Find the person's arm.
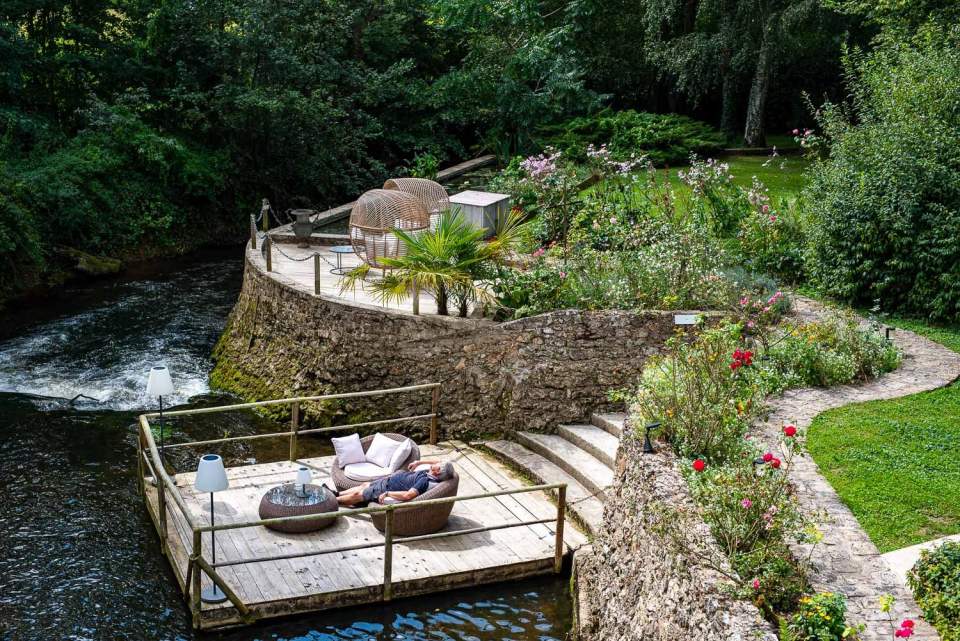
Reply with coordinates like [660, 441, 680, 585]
[379, 488, 419, 503]
[406, 458, 439, 471]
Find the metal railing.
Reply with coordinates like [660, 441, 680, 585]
[136, 383, 566, 629]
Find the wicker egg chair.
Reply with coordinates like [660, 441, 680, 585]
[370, 470, 459, 536]
[383, 178, 450, 229]
[349, 189, 430, 269]
[330, 433, 421, 492]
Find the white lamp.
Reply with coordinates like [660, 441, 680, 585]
[146, 366, 174, 455]
[295, 467, 311, 498]
[195, 454, 229, 603]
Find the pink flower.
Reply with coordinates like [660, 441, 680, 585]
[761, 204, 770, 214]
[896, 628, 914, 638]
[609, 217, 618, 225]
[901, 621, 915, 629]
[532, 247, 545, 258]
[792, 129, 799, 135]
[752, 579, 760, 590]
[741, 499, 753, 509]
[769, 215, 777, 222]
[559, 271, 567, 279]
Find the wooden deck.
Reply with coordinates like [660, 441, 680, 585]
[146, 441, 586, 630]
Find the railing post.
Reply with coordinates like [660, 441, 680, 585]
[429, 386, 440, 445]
[261, 198, 270, 233]
[158, 477, 168, 555]
[136, 427, 145, 497]
[191, 529, 202, 628]
[554, 485, 566, 574]
[289, 401, 300, 462]
[249, 214, 257, 250]
[383, 507, 395, 601]
[264, 235, 272, 272]
[313, 254, 321, 295]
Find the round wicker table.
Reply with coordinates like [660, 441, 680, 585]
[258, 483, 338, 533]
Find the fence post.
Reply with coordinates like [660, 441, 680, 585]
[314, 254, 321, 295]
[136, 428, 145, 497]
[261, 198, 270, 233]
[265, 235, 272, 272]
[289, 401, 300, 462]
[191, 529, 202, 628]
[249, 214, 257, 250]
[158, 477, 168, 555]
[429, 386, 440, 445]
[554, 485, 566, 574]
[383, 507, 395, 601]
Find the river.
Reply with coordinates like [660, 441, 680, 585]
[0, 249, 571, 641]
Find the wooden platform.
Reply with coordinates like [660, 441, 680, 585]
[145, 441, 586, 630]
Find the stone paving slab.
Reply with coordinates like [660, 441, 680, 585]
[883, 534, 960, 586]
[753, 297, 960, 641]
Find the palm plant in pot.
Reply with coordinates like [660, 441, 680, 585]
[340, 209, 527, 317]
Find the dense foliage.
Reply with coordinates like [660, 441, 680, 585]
[908, 541, 960, 641]
[804, 28, 960, 320]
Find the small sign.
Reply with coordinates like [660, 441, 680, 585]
[674, 313, 699, 325]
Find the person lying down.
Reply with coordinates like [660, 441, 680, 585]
[335, 459, 455, 507]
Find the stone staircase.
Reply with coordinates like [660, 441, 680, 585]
[484, 412, 627, 535]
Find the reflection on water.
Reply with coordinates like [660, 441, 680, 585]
[0, 249, 571, 641]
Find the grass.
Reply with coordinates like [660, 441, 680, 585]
[658, 153, 811, 203]
[807, 317, 960, 553]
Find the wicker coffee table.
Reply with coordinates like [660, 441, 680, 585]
[258, 483, 338, 533]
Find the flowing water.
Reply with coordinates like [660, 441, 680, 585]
[0, 249, 571, 641]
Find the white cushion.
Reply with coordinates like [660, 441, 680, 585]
[414, 463, 431, 472]
[332, 433, 365, 466]
[343, 462, 392, 481]
[387, 438, 413, 472]
[365, 434, 403, 468]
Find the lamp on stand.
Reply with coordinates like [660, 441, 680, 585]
[146, 365, 174, 461]
[295, 467, 312, 498]
[195, 454, 230, 603]
[642, 422, 661, 454]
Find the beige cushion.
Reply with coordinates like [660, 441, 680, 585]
[343, 462, 392, 481]
[332, 433, 365, 466]
[366, 433, 403, 468]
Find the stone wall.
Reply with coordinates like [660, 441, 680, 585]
[210, 248, 694, 439]
[574, 433, 777, 641]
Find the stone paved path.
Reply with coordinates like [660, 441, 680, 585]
[754, 297, 960, 641]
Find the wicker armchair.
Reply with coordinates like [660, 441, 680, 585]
[370, 470, 459, 536]
[349, 189, 430, 269]
[330, 433, 421, 492]
[383, 178, 450, 229]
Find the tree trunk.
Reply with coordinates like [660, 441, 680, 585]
[435, 284, 448, 316]
[720, 72, 738, 140]
[744, 22, 774, 148]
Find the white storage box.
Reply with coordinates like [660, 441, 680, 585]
[449, 190, 511, 237]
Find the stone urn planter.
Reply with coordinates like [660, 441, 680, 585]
[291, 209, 315, 247]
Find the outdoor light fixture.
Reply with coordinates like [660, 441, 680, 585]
[642, 422, 661, 454]
[146, 365, 174, 456]
[885, 326, 895, 341]
[295, 466, 311, 498]
[195, 454, 229, 604]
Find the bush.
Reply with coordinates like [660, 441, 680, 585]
[767, 310, 902, 388]
[805, 29, 960, 320]
[536, 109, 726, 166]
[788, 592, 848, 641]
[908, 541, 960, 641]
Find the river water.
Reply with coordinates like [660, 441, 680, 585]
[0, 250, 571, 641]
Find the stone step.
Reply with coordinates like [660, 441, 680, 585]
[483, 440, 605, 534]
[591, 412, 627, 438]
[557, 424, 620, 468]
[516, 432, 614, 499]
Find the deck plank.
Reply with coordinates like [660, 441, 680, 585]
[146, 441, 585, 630]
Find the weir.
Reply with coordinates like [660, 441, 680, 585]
[137, 384, 586, 630]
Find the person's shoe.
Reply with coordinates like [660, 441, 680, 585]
[323, 483, 339, 497]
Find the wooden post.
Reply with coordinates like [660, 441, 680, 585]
[158, 474, 168, 554]
[554, 485, 566, 574]
[383, 507, 395, 601]
[289, 401, 300, 462]
[429, 386, 439, 445]
[261, 198, 270, 233]
[191, 529, 202, 628]
[264, 235, 272, 271]
[249, 214, 257, 250]
[136, 428, 145, 496]
[313, 254, 321, 295]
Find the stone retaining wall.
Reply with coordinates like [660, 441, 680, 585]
[210, 248, 694, 439]
[574, 433, 777, 641]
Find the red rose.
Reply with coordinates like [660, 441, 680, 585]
[692, 459, 706, 472]
[901, 620, 915, 629]
[762, 452, 773, 462]
[770, 458, 781, 469]
[783, 425, 797, 437]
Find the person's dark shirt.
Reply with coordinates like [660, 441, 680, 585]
[384, 470, 432, 494]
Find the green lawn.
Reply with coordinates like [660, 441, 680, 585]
[658, 153, 811, 203]
[808, 318, 960, 552]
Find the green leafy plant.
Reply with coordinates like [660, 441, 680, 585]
[908, 541, 960, 640]
[788, 592, 848, 641]
[409, 152, 440, 180]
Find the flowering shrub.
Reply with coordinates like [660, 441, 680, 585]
[908, 540, 960, 641]
[789, 592, 848, 641]
[767, 310, 902, 388]
[678, 155, 748, 237]
[737, 189, 808, 281]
